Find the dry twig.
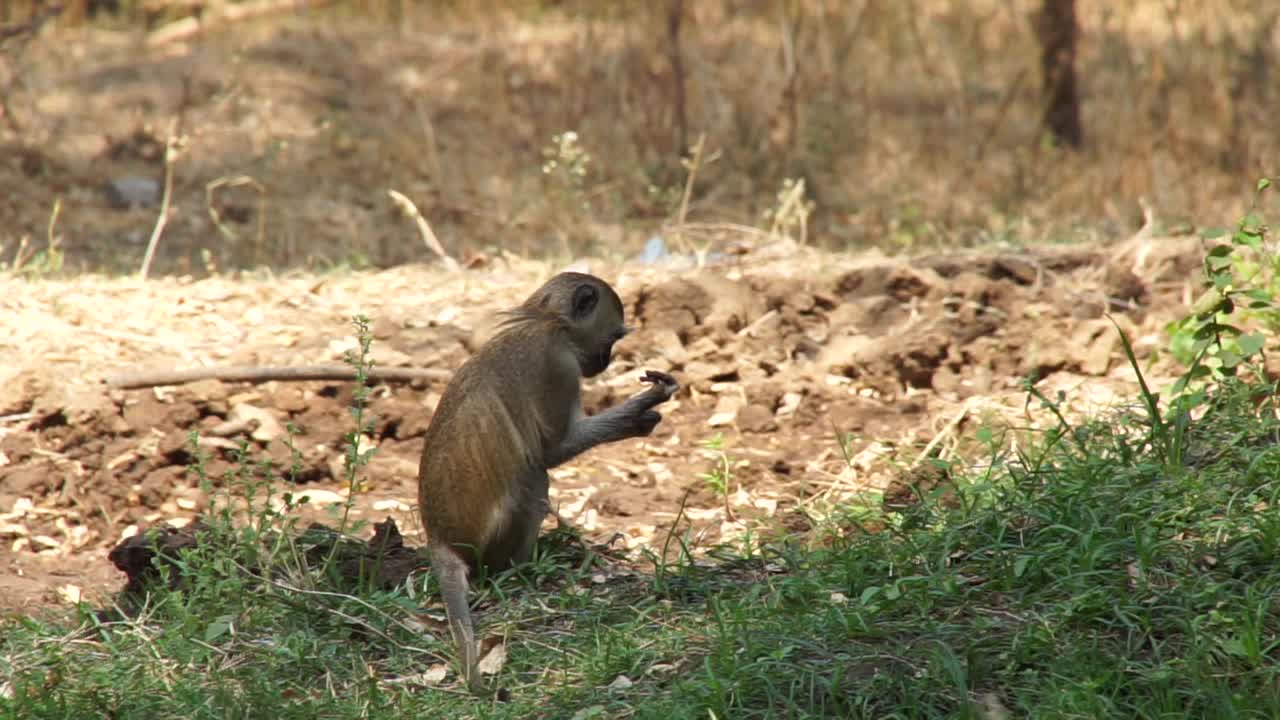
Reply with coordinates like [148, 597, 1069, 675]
[387, 190, 460, 272]
[146, 0, 332, 47]
[669, 132, 706, 257]
[106, 364, 451, 389]
[139, 120, 185, 281]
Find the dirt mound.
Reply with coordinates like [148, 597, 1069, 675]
[0, 237, 1202, 612]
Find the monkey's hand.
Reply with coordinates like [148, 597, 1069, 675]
[545, 370, 680, 468]
[628, 370, 679, 437]
[638, 370, 680, 405]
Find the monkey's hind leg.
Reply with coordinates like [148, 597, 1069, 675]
[430, 543, 483, 692]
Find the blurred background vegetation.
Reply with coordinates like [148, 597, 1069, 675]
[0, 0, 1275, 274]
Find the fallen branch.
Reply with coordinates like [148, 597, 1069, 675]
[105, 364, 451, 389]
[146, 0, 332, 48]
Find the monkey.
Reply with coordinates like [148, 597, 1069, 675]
[417, 271, 679, 691]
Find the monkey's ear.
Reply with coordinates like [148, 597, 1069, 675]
[571, 284, 599, 319]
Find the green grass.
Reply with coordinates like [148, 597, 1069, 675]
[5, 363, 1280, 718]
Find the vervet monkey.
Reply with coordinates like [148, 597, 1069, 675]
[418, 272, 678, 690]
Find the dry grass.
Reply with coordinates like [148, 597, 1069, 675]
[0, 0, 1275, 272]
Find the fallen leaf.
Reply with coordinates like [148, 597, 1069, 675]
[57, 584, 82, 604]
[476, 642, 507, 677]
[707, 411, 736, 427]
[607, 675, 634, 690]
[422, 664, 449, 685]
[291, 489, 347, 506]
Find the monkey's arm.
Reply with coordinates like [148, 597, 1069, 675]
[545, 371, 678, 468]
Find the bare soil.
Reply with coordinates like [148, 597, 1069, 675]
[0, 233, 1205, 614]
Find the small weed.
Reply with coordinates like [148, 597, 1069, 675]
[760, 176, 815, 245]
[3, 198, 64, 277]
[540, 130, 591, 203]
[697, 433, 736, 523]
[531, 129, 597, 256]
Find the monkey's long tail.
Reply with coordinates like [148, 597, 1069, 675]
[431, 545, 481, 691]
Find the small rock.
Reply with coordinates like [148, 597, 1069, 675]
[271, 386, 308, 414]
[707, 396, 743, 427]
[184, 379, 228, 404]
[776, 392, 803, 418]
[1103, 265, 1148, 306]
[158, 430, 192, 464]
[683, 360, 723, 385]
[370, 346, 413, 367]
[684, 336, 720, 361]
[736, 404, 777, 433]
[227, 403, 286, 444]
[1068, 321, 1116, 376]
[992, 256, 1039, 285]
[931, 365, 961, 398]
[648, 328, 688, 365]
[364, 452, 418, 488]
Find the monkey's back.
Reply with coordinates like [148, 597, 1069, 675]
[417, 322, 574, 565]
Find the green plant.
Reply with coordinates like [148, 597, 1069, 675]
[337, 315, 378, 508]
[696, 432, 735, 522]
[1166, 178, 1275, 394]
[760, 177, 815, 245]
[4, 198, 65, 277]
[532, 129, 596, 256]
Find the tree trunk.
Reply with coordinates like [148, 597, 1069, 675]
[666, 0, 688, 155]
[1034, 0, 1083, 148]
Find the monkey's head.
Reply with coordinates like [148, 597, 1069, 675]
[524, 272, 629, 378]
